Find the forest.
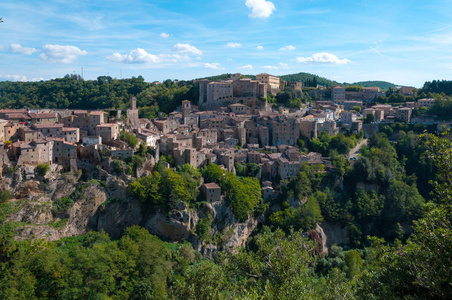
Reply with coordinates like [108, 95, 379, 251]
[0, 75, 198, 119]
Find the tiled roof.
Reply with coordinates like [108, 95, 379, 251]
[204, 182, 221, 190]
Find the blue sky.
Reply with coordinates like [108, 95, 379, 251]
[1, 0, 451, 87]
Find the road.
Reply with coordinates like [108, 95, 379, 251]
[348, 138, 368, 158]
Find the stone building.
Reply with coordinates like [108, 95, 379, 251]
[28, 113, 57, 125]
[397, 107, 412, 123]
[95, 123, 119, 144]
[202, 182, 221, 203]
[331, 86, 346, 104]
[62, 127, 80, 144]
[256, 73, 280, 95]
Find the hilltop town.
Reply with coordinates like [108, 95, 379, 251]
[0, 73, 447, 189]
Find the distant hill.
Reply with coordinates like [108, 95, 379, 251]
[196, 74, 255, 81]
[280, 72, 341, 87]
[351, 81, 396, 91]
[195, 72, 397, 91]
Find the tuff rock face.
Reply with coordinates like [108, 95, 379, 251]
[1, 165, 340, 257]
[2, 166, 261, 255]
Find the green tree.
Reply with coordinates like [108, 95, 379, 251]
[36, 163, 50, 176]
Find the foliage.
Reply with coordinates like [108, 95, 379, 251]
[120, 131, 138, 148]
[52, 197, 74, 214]
[307, 132, 358, 156]
[195, 216, 212, 242]
[202, 163, 262, 222]
[36, 164, 50, 177]
[0, 190, 13, 204]
[280, 72, 340, 87]
[422, 79, 452, 95]
[129, 165, 199, 211]
[345, 86, 363, 92]
[0, 75, 198, 114]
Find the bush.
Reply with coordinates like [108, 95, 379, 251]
[53, 197, 74, 214]
[37, 163, 50, 176]
[0, 190, 13, 203]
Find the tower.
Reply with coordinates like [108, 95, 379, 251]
[182, 100, 191, 122]
[130, 97, 137, 110]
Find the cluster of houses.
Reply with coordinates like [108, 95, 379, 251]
[1, 73, 450, 201]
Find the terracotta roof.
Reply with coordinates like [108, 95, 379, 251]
[96, 123, 117, 127]
[0, 109, 28, 114]
[73, 110, 88, 114]
[89, 111, 104, 116]
[62, 127, 79, 131]
[204, 182, 221, 190]
[32, 124, 63, 129]
[7, 113, 30, 119]
[28, 113, 56, 119]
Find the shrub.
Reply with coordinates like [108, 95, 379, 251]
[37, 163, 50, 177]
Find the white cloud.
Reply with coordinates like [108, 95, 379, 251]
[40, 44, 87, 64]
[256, 46, 264, 50]
[279, 45, 296, 51]
[160, 32, 170, 38]
[227, 58, 233, 61]
[172, 43, 203, 56]
[10, 44, 37, 55]
[245, 0, 276, 19]
[107, 48, 192, 64]
[279, 62, 289, 69]
[239, 64, 253, 70]
[107, 48, 161, 64]
[226, 42, 242, 48]
[296, 52, 351, 65]
[263, 65, 278, 70]
[0, 74, 44, 82]
[204, 63, 224, 70]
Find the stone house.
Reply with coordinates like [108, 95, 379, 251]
[28, 113, 57, 125]
[62, 127, 80, 144]
[202, 182, 221, 202]
[95, 123, 119, 144]
[33, 123, 64, 139]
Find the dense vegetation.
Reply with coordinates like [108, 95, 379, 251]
[421, 79, 452, 95]
[352, 80, 396, 90]
[0, 75, 198, 118]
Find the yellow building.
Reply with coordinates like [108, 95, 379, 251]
[256, 73, 280, 95]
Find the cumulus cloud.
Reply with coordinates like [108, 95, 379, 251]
[40, 44, 87, 64]
[204, 63, 224, 70]
[256, 46, 264, 50]
[160, 32, 170, 38]
[239, 64, 253, 70]
[10, 44, 37, 55]
[0, 74, 44, 82]
[263, 65, 278, 70]
[108, 48, 161, 64]
[279, 45, 296, 51]
[296, 52, 351, 65]
[172, 43, 203, 56]
[107, 48, 191, 64]
[245, 0, 276, 19]
[226, 42, 242, 48]
[279, 62, 289, 69]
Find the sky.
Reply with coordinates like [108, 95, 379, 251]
[1, 0, 452, 87]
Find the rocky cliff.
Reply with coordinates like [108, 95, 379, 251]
[1, 166, 260, 255]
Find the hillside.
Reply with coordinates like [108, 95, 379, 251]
[280, 72, 341, 87]
[352, 80, 397, 90]
[197, 72, 397, 90]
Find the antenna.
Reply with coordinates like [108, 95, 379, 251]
[81, 67, 83, 79]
